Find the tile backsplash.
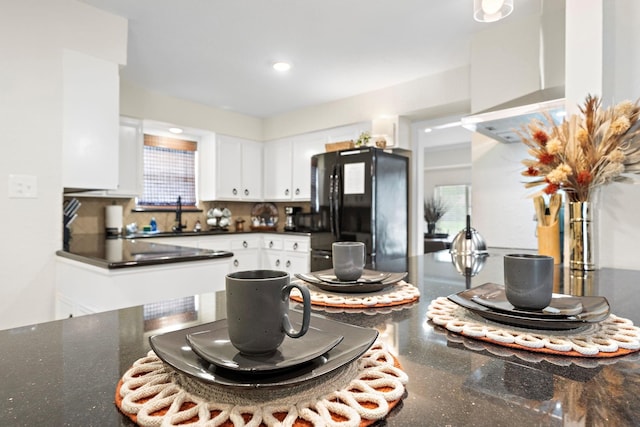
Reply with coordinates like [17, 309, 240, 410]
[65, 197, 309, 235]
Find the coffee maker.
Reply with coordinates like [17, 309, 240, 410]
[284, 206, 302, 231]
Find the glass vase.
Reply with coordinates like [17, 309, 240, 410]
[568, 201, 596, 271]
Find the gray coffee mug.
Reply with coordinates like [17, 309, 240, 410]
[226, 270, 311, 355]
[504, 254, 554, 310]
[332, 241, 366, 281]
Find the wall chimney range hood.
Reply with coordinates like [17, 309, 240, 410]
[461, 88, 566, 143]
[463, 0, 566, 143]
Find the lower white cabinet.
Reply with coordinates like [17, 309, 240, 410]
[55, 256, 230, 318]
[198, 235, 261, 273]
[154, 233, 310, 274]
[261, 235, 310, 274]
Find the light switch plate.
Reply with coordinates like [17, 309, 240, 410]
[9, 174, 38, 198]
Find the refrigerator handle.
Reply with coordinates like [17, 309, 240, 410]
[333, 165, 341, 240]
[329, 168, 336, 237]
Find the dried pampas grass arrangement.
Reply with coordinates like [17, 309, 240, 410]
[520, 94, 640, 202]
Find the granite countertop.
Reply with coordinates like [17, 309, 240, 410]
[4, 251, 640, 425]
[56, 234, 233, 269]
[123, 229, 311, 239]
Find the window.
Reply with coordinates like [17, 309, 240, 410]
[433, 184, 470, 237]
[138, 134, 197, 207]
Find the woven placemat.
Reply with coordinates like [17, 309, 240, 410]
[290, 280, 420, 309]
[115, 341, 407, 427]
[433, 323, 640, 369]
[427, 297, 640, 358]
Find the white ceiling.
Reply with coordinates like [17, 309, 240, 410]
[81, 0, 542, 119]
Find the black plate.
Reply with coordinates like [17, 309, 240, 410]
[149, 310, 378, 389]
[186, 321, 343, 372]
[448, 283, 610, 330]
[295, 270, 407, 293]
[470, 282, 585, 318]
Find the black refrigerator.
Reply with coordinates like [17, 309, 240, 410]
[309, 147, 408, 272]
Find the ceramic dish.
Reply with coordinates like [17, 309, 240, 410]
[312, 271, 391, 284]
[295, 270, 407, 293]
[469, 282, 585, 318]
[149, 311, 378, 389]
[447, 283, 610, 330]
[186, 322, 343, 372]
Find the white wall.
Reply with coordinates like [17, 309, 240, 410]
[597, 0, 640, 269]
[0, 0, 126, 330]
[423, 143, 472, 201]
[120, 80, 263, 141]
[263, 66, 471, 141]
[471, 134, 538, 250]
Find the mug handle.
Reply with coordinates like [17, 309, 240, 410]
[281, 283, 311, 338]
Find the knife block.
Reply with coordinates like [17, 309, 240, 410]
[537, 221, 560, 264]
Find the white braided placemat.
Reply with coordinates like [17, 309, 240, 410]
[434, 324, 640, 369]
[290, 280, 420, 309]
[427, 297, 640, 357]
[116, 341, 408, 427]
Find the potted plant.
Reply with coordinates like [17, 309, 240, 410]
[424, 196, 448, 236]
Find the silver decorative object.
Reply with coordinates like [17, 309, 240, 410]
[568, 201, 596, 271]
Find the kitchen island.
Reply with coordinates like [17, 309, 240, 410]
[55, 235, 233, 318]
[5, 250, 640, 426]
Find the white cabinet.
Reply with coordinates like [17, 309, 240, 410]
[261, 235, 310, 274]
[263, 137, 325, 201]
[263, 139, 292, 200]
[55, 256, 230, 318]
[261, 235, 285, 270]
[199, 235, 261, 272]
[62, 49, 119, 191]
[68, 116, 143, 198]
[200, 134, 263, 201]
[112, 117, 143, 197]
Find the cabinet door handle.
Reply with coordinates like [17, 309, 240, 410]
[244, 189, 249, 196]
[243, 241, 248, 248]
[276, 259, 280, 267]
[233, 259, 239, 267]
[232, 188, 238, 195]
[286, 260, 291, 268]
[293, 242, 298, 250]
[269, 241, 274, 248]
[295, 188, 300, 195]
[285, 189, 290, 196]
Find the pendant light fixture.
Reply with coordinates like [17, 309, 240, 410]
[473, 0, 513, 23]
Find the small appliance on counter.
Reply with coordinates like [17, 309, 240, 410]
[284, 206, 302, 231]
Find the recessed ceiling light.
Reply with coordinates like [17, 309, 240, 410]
[272, 61, 291, 72]
[169, 127, 183, 134]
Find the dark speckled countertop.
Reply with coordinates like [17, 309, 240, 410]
[123, 229, 311, 239]
[5, 251, 640, 426]
[56, 234, 233, 269]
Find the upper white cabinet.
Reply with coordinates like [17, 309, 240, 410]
[62, 49, 119, 191]
[200, 134, 263, 201]
[113, 117, 143, 197]
[65, 117, 143, 198]
[263, 138, 292, 200]
[263, 135, 325, 201]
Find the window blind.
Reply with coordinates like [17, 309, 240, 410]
[138, 134, 197, 206]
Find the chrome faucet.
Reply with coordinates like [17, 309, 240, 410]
[172, 196, 186, 232]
